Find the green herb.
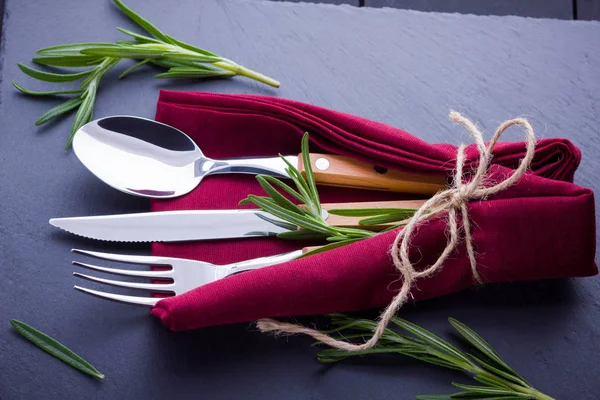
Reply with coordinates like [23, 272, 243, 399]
[316, 314, 554, 400]
[14, 0, 279, 148]
[240, 133, 418, 253]
[10, 319, 104, 379]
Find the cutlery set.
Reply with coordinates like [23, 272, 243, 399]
[56, 116, 437, 306]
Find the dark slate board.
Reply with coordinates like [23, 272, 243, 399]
[0, 0, 599, 399]
[364, 0, 573, 19]
[578, 0, 600, 20]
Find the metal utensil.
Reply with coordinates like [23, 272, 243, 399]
[71, 248, 304, 306]
[52, 209, 294, 242]
[72, 116, 447, 198]
[50, 200, 427, 242]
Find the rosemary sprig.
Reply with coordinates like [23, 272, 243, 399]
[14, 0, 279, 148]
[241, 133, 418, 254]
[247, 138, 552, 399]
[11, 319, 104, 379]
[316, 314, 554, 400]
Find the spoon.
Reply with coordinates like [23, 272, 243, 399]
[72, 116, 447, 198]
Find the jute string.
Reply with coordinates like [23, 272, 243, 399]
[257, 112, 536, 351]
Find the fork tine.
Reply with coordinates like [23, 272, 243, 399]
[73, 272, 175, 293]
[72, 249, 172, 266]
[74, 286, 160, 307]
[72, 261, 172, 279]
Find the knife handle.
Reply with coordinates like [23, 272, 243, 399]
[299, 200, 426, 254]
[299, 153, 447, 195]
[320, 199, 426, 230]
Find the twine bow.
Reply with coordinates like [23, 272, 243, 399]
[257, 112, 536, 352]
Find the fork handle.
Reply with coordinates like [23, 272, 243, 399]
[222, 249, 304, 277]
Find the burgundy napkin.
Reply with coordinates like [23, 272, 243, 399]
[150, 91, 595, 331]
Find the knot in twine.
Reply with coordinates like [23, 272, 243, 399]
[257, 112, 536, 352]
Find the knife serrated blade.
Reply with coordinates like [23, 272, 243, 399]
[49, 210, 295, 242]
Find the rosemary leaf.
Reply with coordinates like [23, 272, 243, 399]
[300, 133, 321, 213]
[300, 239, 362, 257]
[449, 318, 529, 385]
[254, 213, 298, 232]
[359, 211, 414, 226]
[327, 207, 417, 217]
[155, 69, 234, 79]
[17, 63, 93, 82]
[260, 175, 306, 204]
[317, 347, 405, 363]
[36, 42, 118, 55]
[66, 55, 119, 148]
[245, 195, 335, 235]
[331, 226, 377, 237]
[14, 82, 84, 97]
[470, 353, 531, 388]
[35, 97, 84, 125]
[280, 155, 314, 206]
[115, 40, 138, 46]
[239, 196, 268, 206]
[32, 55, 106, 67]
[66, 84, 96, 149]
[285, 168, 316, 214]
[116, 27, 163, 44]
[118, 58, 151, 79]
[256, 175, 307, 215]
[452, 397, 526, 400]
[80, 45, 167, 58]
[164, 34, 219, 57]
[80, 57, 120, 88]
[390, 318, 472, 367]
[113, 0, 173, 43]
[451, 383, 530, 398]
[276, 230, 329, 241]
[402, 346, 474, 372]
[148, 58, 202, 70]
[10, 319, 104, 379]
[417, 356, 464, 371]
[325, 235, 353, 242]
[472, 374, 513, 390]
[161, 52, 221, 63]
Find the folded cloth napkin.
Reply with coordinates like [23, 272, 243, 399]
[150, 90, 596, 331]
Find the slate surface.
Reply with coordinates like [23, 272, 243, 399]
[578, 0, 600, 20]
[0, 0, 599, 399]
[364, 0, 574, 19]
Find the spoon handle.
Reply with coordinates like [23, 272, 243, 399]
[210, 155, 298, 179]
[215, 153, 447, 195]
[299, 153, 448, 195]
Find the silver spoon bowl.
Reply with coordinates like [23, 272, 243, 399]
[72, 116, 297, 198]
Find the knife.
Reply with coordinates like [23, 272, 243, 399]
[49, 200, 426, 242]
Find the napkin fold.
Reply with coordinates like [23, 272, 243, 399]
[150, 91, 596, 331]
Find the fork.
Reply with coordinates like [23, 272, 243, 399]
[71, 248, 304, 306]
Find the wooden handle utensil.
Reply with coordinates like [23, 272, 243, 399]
[299, 153, 447, 195]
